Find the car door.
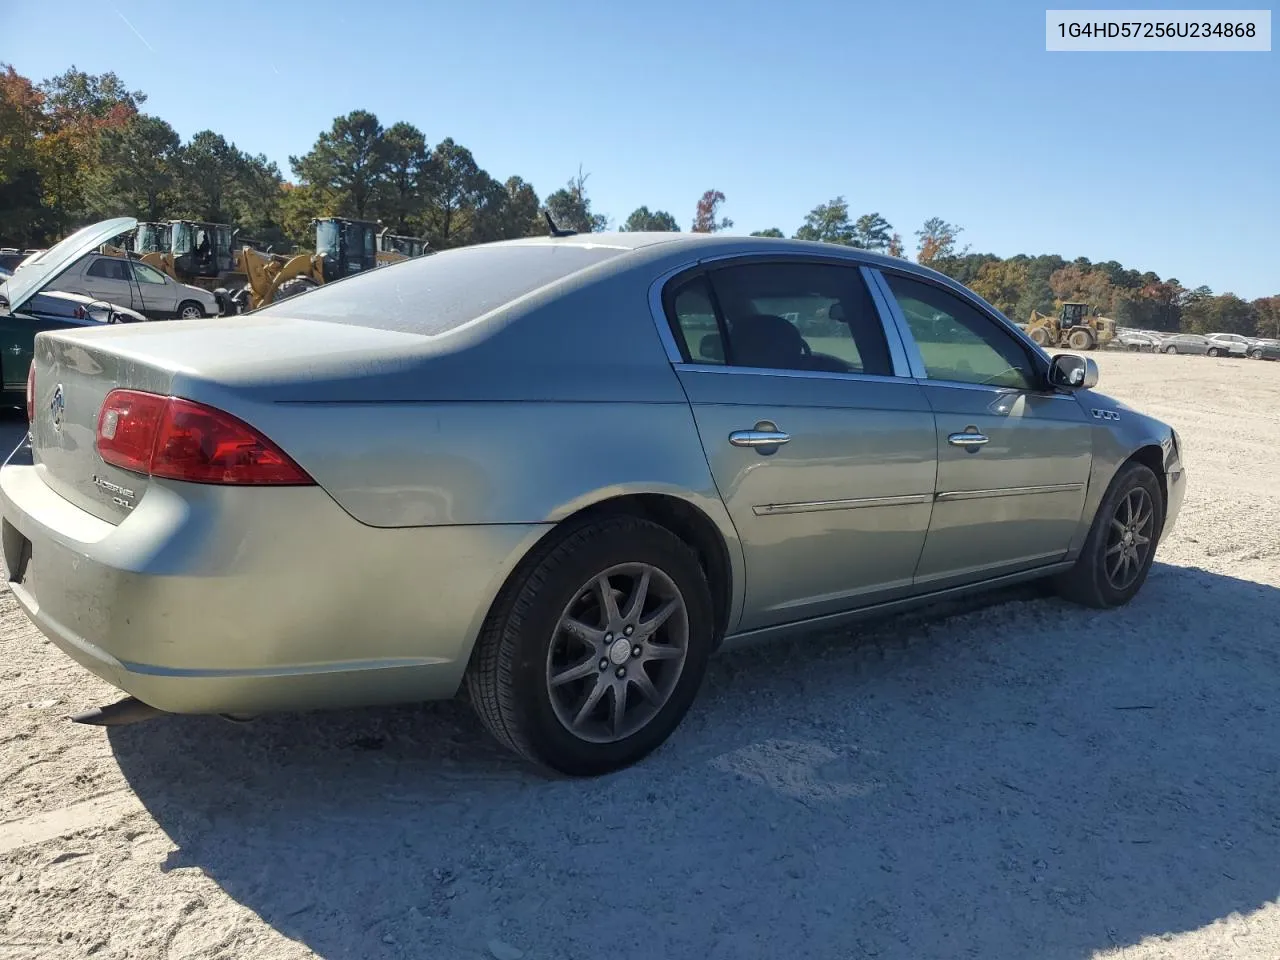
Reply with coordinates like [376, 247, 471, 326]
[128, 260, 178, 317]
[661, 257, 938, 631]
[75, 255, 135, 308]
[0, 303, 78, 395]
[868, 268, 1093, 589]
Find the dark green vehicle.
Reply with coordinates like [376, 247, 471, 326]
[0, 219, 140, 409]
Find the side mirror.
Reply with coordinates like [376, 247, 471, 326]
[1048, 353, 1098, 390]
[86, 300, 115, 324]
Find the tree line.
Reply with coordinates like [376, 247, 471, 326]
[2, 64, 1275, 338]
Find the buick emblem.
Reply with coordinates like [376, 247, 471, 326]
[50, 383, 65, 431]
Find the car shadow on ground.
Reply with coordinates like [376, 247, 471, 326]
[107, 562, 1280, 959]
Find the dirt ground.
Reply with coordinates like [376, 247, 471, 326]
[2, 351, 1279, 960]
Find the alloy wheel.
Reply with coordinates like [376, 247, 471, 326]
[1104, 487, 1155, 591]
[546, 563, 689, 744]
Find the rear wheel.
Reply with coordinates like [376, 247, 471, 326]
[466, 515, 714, 776]
[176, 300, 204, 320]
[1068, 328, 1095, 351]
[1054, 462, 1164, 609]
[1248, 348, 1262, 359]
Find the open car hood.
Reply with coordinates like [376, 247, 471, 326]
[0, 217, 137, 315]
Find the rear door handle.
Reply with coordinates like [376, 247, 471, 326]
[729, 430, 791, 447]
[947, 431, 989, 447]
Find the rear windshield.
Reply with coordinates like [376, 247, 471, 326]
[254, 242, 628, 335]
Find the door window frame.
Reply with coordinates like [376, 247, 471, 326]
[651, 253, 916, 383]
[85, 256, 128, 282]
[865, 265, 1062, 395]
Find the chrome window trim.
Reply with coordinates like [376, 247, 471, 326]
[865, 267, 928, 379]
[934, 482, 1085, 503]
[753, 493, 933, 516]
[859, 264, 912, 377]
[673, 361, 914, 387]
[915, 378, 1078, 400]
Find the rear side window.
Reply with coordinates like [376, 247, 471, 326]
[86, 257, 127, 281]
[253, 243, 628, 335]
[667, 260, 894, 376]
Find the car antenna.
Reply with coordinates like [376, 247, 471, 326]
[544, 212, 577, 238]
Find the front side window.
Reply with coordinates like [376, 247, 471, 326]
[315, 221, 340, 258]
[131, 262, 168, 285]
[667, 261, 894, 376]
[884, 273, 1036, 390]
[86, 257, 127, 281]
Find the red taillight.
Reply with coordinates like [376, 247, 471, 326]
[96, 389, 314, 486]
[25, 362, 35, 422]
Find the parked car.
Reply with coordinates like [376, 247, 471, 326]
[1204, 333, 1251, 357]
[1113, 330, 1160, 352]
[48, 252, 219, 320]
[0, 226, 148, 408]
[1247, 338, 1280, 361]
[1158, 333, 1210, 355]
[1, 218, 1186, 776]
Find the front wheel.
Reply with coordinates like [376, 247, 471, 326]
[1029, 327, 1050, 347]
[1163, 345, 1177, 354]
[176, 300, 205, 320]
[1068, 328, 1095, 351]
[1054, 462, 1164, 609]
[1206, 347, 1220, 357]
[466, 515, 714, 776]
[1248, 348, 1262, 359]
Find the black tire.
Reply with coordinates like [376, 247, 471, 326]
[466, 515, 714, 776]
[1206, 347, 1220, 357]
[274, 276, 320, 301]
[1029, 327, 1050, 347]
[1163, 345, 1177, 354]
[176, 300, 205, 320]
[1248, 349, 1262, 359]
[1054, 461, 1164, 609]
[1068, 328, 1095, 351]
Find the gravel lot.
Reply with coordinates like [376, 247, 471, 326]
[2, 352, 1279, 960]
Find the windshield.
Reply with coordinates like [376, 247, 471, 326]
[172, 222, 194, 255]
[316, 220, 340, 258]
[1, 216, 136, 314]
[136, 224, 163, 253]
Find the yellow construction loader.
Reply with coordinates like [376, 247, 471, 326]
[1024, 302, 1116, 351]
[232, 218, 430, 311]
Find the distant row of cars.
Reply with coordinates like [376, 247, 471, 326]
[1112, 329, 1280, 360]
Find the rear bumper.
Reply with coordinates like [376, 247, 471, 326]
[0, 458, 549, 714]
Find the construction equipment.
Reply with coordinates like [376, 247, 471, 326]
[1024, 302, 1116, 351]
[378, 228, 429, 260]
[232, 217, 430, 311]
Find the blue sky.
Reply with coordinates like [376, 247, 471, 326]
[4, 0, 1277, 298]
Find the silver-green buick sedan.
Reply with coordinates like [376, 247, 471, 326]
[1, 219, 1185, 775]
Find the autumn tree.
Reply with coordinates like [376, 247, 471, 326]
[886, 233, 906, 258]
[794, 197, 854, 245]
[970, 259, 1030, 318]
[1252, 295, 1280, 338]
[622, 206, 679, 231]
[0, 65, 47, 244]
[915, 217, 964, 264]
[691, 190, 732, 233]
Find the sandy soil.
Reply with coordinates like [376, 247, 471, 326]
[2, 351, 1279, 960]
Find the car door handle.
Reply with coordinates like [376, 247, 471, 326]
[729, 430, 791, 447]
[947, 431, 990, 447]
